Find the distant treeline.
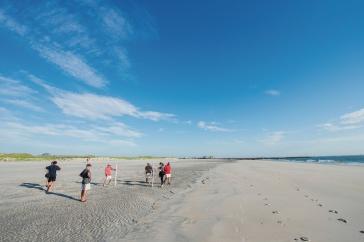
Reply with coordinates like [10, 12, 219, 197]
[0, 153, 166, 161]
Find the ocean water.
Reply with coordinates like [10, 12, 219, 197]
[277, 155, 364, 165]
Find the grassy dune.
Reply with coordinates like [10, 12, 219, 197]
[0, 153, 165, 161]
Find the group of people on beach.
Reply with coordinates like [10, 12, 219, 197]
[145, 162, 172, 187]
[44, 159, 172, 202]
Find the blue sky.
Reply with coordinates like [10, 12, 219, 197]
[1, 0, 364, 157]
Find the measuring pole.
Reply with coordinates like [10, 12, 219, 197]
[114, 163, 118, 186]
[151, 161, 154, 187]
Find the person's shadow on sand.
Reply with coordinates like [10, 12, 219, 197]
[120, 180, 152, 187]
[19, 183, 79, 201]
[20, 182, 45, 191]
[74, 181, 100, 186]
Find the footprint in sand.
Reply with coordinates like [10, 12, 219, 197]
[329, 209, 338, 214]
[317, 203, 323, 207]
[264, 203, 271, 206]
[272, 210, 280, 214]
[182, 217, 196, 225]
[294, 236, 309, 241]
[152, 203, 158, 210]
[359, 230, 364, 234]
[337, 218, 347, 223]
[263, 198, 268, 201]
[304, 195, 309, 198]
[250, 185, 254, 187]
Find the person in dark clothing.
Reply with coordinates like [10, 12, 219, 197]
[45, 161, 61, 193]
[80, 164, 92, 202]
[145, 163, 153, 183]
[158, 162, 165, 187]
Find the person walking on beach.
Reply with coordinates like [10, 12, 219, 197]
[103, 164, 116, 186]
[80, 164, 92, 202]
[164, 162, 172, 185]
[145, 163, 153, 183]
[45, 161, 61, 193]
[158, 162, 165, 187]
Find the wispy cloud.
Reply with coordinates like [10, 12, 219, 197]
[340, 108, 364, 125]
[265, 89, 280, 96]
[0, 9, 28, 35]
[101, 8, 133, 39]
[260, 131, 285, 145]
[34, 45, 107, 88]
[114, 47, 131, 70]
[0, 75, 43, 112]
[0, 107, 17, 121]
[0, 120, 138, 146]
[3, 99, 44, 112]
[318, 122, 360, 132]
[197, 121, 231, 132]
[0, 3, 135, 88]
[31, 76, 174, 121]
[93, 122, 142, 138]
[0, 75, 35, 96]
[319, 108, 364, 132]
[51, 92, 174, 121]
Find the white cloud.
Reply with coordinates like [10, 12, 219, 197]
[197, 121, 231, 132]
[0, 75, 35, 96]
[114, 47, 131, 70]
[44, 9, 85, 34]
[93, 122, 142, 138]
[0, 120, 138, 146]
[265, 89, 280, 96]
[319, 108, 364, 132]
[101, 8, 133, 39]
[318, 122, 360, 132]
[139, 111, 175, 122]
[260, 131, 285, 145]
[30, 76, 175, 121]
[0, 107, 17, 121]
[0, 75, 43, 112]
[4, 99, 43, 112]
[340, 108, 364, 125]
[0, 3, 137, 89]
[52, 92, 174, 121]
[35, 45, 107, 88]
[0, 9, 28, 35]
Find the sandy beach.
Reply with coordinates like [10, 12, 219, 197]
[1, 159, 363, 242]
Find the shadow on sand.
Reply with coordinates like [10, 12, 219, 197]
[120, 180, 153, 187]
[19, 183, 80, 201]
[74, 181, 100, 186]
[20, 182, 45, 191]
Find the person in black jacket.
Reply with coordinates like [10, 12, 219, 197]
[80, 164, 92, 202]
[45, 161, 61, 193]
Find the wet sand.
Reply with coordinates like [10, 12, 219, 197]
[0, 159, 363, 242]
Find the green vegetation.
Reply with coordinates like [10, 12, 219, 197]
[0, 153, 94, 161]
[0, 153, 167, 161]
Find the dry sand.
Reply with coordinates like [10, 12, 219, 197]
[1, 159, 364, 242]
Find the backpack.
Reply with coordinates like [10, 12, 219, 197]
[79, 169, 88, 178]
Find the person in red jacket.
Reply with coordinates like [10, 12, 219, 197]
[103, 164, 116, 186]
[163, 162, 172, 185]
